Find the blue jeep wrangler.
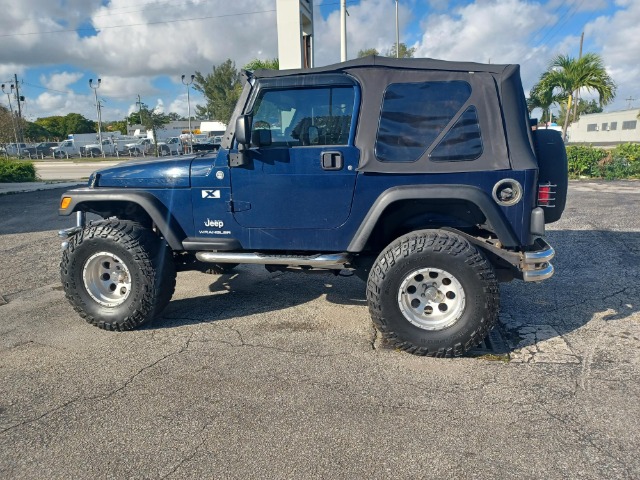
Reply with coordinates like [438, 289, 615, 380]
[58, 57, 567, 357]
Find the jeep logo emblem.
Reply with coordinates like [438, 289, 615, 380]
[204, 219, 224, 228]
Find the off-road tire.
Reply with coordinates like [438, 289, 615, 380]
[533, 128, 568, 223]
[61, 220, 176, 331]
[367, 229, 499, 357]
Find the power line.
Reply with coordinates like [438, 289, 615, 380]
[0, 8, 277, 38]
[0, 1, 351, 39]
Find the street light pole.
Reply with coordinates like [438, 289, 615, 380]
[89, 78, 103, 157]
[340, 0, 347, 61]
[1, 84, 20, 155]
[181, 74, 195, 154]
[395, 0, 399, 58]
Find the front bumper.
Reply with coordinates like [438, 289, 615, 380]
[521, 238, 555, 282]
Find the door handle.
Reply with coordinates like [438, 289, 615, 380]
[321, 151, 343, 170]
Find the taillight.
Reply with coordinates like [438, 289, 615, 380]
[538, 183, 556, 207]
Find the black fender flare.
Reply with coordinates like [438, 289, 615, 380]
[347, 184, 519, 251]
[59, 188, 186, 250]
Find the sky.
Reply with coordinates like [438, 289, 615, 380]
[0, 0, 637, 124]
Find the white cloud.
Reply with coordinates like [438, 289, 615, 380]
[27, 91, 96, 121]
[95, 75, 158, 99]
[0, 0, 278, 78]
[585, 1, 640, 110]
[40, 72, 84, 91]
[168, 93, 189, 118]
[153, 99, 165, 113]
[314, 0, 414, 65]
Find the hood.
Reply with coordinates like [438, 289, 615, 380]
[94, 156, 195, 188]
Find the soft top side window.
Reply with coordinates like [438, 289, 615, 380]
[251, 86, 355, 147]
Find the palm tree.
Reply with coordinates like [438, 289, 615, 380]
[527, 83, 560, 127]
[536, 53, 616, 141]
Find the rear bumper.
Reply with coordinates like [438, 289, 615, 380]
[521, 238, 555, 282]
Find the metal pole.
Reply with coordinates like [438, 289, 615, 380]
[14, 73, 23, 142]
[396, 0, 399, 58]
[182, 74, 195, 154]
[571, 31, 584, 126]
[2, 84, 20, 154]
[340, 0, 347, 61]
[89, 79, 103, 156]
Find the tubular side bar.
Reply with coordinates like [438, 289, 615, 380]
[521, 238, 555, 282]
[196, 252, 351, 269]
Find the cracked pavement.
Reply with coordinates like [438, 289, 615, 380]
[1, 182, 639, 478]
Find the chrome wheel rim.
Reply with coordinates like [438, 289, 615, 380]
[397, 267, 466, 331]
[82, 252, 132, 307]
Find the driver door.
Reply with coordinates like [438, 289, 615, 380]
[230, 81, 359, 230]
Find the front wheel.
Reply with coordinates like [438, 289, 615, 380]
[61, 220, 176, 331]
[367, 229, 499, 357]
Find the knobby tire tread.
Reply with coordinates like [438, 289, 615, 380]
[61, 220, 176, 331]
[367, 230, 499, 357]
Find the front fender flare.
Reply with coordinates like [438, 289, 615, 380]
[59, 188, 186, 250]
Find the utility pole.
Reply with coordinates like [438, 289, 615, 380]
[89, 78, 103, 157]
[1, 84, 20, 154]
[395, 0, 399, 58]
[14, 74, 23, 142]
[340, 0, 347, 61]
[626, 96, 636, 109]
[136, 94, 143, 128]
[571, 31, 584, 125]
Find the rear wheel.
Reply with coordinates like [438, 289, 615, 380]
[61, 220, 176, 331]
[367, 229, 499, 356]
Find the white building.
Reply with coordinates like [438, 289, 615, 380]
[569, 108, 640, 145]
[276, 0, 314, 70]
[127, 121, 226, 139]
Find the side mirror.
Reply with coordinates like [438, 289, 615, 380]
[235, 115, 252, 146]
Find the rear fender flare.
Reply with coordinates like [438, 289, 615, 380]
[347, 184, 519, 251]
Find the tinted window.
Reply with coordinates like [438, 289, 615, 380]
[587, 124, 597, 132]
[430, 106, 483, 161]
[622, 120, 637, 130]
[375, 81, 471, 162]
[251, 87, 354, 147]
[610, 122, 618, 131]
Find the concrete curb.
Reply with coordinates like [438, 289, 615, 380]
[0, 181, 83, 195]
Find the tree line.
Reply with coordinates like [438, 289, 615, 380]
[1, 50, 621, 145]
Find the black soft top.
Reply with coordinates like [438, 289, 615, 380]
[248, 56, 537, 173]
[252, 55, 511, 78]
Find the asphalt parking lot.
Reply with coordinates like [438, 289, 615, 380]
[1, 182, 639, 479]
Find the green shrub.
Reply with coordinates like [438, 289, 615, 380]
[566, 145, 607, 178]
[566, 143, 640, 179]
[0, 159, 37, 182]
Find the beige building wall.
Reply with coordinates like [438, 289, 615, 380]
[276, 0, 314, 70]
[569, 109, 640, 144]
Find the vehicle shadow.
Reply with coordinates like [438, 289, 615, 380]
[497, 228, 640, 352]
[152, 229, 640, 356]
[152, 267, 367, 330]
